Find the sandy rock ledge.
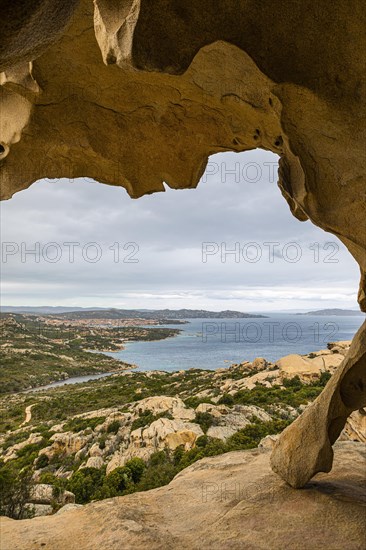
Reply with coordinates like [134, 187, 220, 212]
[1, 440, 365, 550]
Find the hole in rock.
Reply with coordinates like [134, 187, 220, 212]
[1, 149, 362, 371]
[274, 136, 283, 147]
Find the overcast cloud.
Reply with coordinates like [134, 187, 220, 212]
[0, 150, 360, 312]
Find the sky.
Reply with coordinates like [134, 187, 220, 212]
[0, 149, 361, 312]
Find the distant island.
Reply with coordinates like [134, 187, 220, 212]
[296, 308, 364, 316]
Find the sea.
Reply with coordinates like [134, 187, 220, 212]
[104, 313, 365, 372]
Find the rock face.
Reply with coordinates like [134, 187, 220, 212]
[106, 417, 204, 474]
[3, 432, 43, 462]
[41, 432, 92, 459]
[1, 441, 365, 549]
[3, 346, 363, 487]
[105, 399, 274, 473]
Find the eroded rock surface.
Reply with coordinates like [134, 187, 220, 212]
[1, 441, 365, 550]
[0, 0, 365, 309]
[1, 0, 365, 489]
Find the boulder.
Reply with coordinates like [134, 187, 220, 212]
[56, 504, 83, 515]
[328, 341, 352, 352]
[133, 396, 195, 421]
[29, 484, 54, 505]
[60, 491, 75, 506]
[44, 432, 91, 458]
[259, 434, 279, 451]
[24, 503, 53, 518]
[206, 426, 236, 440]
[276, 352, 344, 382]
[220, 370, 279, 392]
[89, 443, 103, 457]
[29, 484, 75, 507]
[341, 410, 366, 443]
[195, 403, 229, 417]
[84, 456, 105, 469]
[251, 357, 268, 370]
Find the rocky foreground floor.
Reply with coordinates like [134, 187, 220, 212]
[1, 441, 365, 550]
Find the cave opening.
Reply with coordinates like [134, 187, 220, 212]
[0, 148, 362, 369]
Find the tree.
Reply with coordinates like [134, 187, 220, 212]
[0, 464, 34, 519]
[67, 467, 105, 503]
[124, 458, 145, 483]
[102, 466, 133, 497]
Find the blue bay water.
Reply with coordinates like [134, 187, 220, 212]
[104, 313, 365, 372]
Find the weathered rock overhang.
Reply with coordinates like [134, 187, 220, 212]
[0, 0, 365, 308]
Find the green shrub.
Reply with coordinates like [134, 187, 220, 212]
[63, 416, 106, 433]
[218, 394, 234, 406]
[319, 371, 332, 386]
[104, 467, 133, 496]
[35, 454, 49, 469]
[14, 440, 48, 469]
[0, 465, 34, 519]
[195, 435, 209, 447]
[194, 412, 216, 433]
[125, 457, 145, 483]
[136, 463, 177, 492]
[149, 450, 170, 466]
[2, 431, 30, 451]
[98, 434, 108, 450]
[227, 419, 290, 450]
[106, 420, 120, 434]
[67, 467, 105, 503]
[173, 445, 185, 464]
[282, 375, 302, 388]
